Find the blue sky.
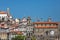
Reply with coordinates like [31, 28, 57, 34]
[0, 0, 60, 22]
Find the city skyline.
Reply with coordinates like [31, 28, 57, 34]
[0, 0, 60, 22]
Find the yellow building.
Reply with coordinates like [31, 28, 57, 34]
[0, 32, 8, 40]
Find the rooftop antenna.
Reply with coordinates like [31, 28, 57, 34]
[40, 18, 43, 22]
[48, 16, 52, 22]
[36, 16, 40, 22]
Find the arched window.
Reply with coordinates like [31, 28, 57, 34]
[46, 31, 49, 35]
[2, 17, 5, 21]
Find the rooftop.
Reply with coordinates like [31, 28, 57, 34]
[0, 11, 7, 14]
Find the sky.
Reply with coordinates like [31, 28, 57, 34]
[0, 0, 60, 22]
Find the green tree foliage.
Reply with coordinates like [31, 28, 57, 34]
[31, 36, 36, 40]
[12, 35, 25, 40]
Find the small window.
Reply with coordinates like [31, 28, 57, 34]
[36, 29, 39, 32]
[46, 31, 48, 35]
[41, 24, 43, 26]
[53, 24, 55, 26]
[37, 24, 38, 26]
[49, 24, 51, 26]
[45, 24, 47, 26]
[1, 24, 4, 26]
[59, 29, 60, 31]
[2, 17, 5, 21]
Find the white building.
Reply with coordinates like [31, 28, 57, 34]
[0, 11, 8, 21]
[19, 17, 27, 36]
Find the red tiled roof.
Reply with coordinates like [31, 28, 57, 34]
[0, 11, 7, 14]
[17, 31, 23, 35]
[10, 30, 23, 35]
[33, 22, 58, 24]
[0, 32, 7, 33]
[0, 24, 8, 28]
[12, 24, 19, 27]
[35, 26, 58, 28]
[9, 24, 19, 29]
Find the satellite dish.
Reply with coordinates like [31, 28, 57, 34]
[50, 30, 54, 35]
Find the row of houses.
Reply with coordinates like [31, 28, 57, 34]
[0, 8, 60, 40]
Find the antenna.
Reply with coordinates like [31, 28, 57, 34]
[36, 17, 40, 22]
[48, 16, 52, 22]
[40, 18, 43, 22]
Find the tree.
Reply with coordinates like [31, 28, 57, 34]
[12, 35, 25, 40]
[31, 36, 36, 40]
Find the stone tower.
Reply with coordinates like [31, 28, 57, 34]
[27, 16, 31, 25]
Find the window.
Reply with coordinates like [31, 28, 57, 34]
[39, 29, 44, 33]
[1, 24, 4, 26]
[59, 29, 60, 31]
[49, 24, 51, 26]
[41, 24, 43, 26]
[38, 24, 41, 26]
[2, 17, 5, 21]
[36, 29, 39, 32]
[45, 24, 47, 26]
[43, 24, 45, 26]
[46, 31, 49, 35]
[37, 24, 38, 26]
[35, 24, 37, 27]
[53, 24, 56, 26]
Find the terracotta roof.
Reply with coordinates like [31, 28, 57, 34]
[12, 24, 19, 27]
[0, 24, 8, 28]
[0, 32, 7, 33]
[9, 24, 19, 29]
[10, 30, 23, 35]
[33, 22, 58, 24]
[0, 11, 7, 14]
[17, 31, 23, 35]
[35, 26, 58, 28]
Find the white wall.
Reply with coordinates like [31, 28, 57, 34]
[0, 14, 7, 16]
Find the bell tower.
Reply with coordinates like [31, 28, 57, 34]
[7, 8, 10, 17]
[27, 16, 31, 25]
[7, 8, 12, 19]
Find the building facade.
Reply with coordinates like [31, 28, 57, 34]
[33, 17, 59, 40]
[0, 8, 60, 40]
